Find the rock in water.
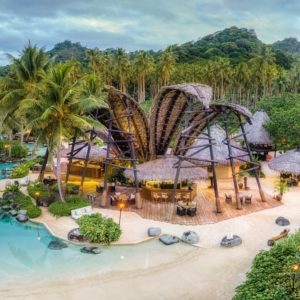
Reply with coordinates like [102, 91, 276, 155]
[220, 235, 242, 248]
[275, 216, 290, 226]
[16, 214, 29, 223]
[80, 247, 101, 254]
[68, 228, 89, 242]
[147, 227, 161, 237]
[181, 231, 199, 244]
[18, 209, 27, 215]
[9, 210, 18, 217]
[159, 234, 180, 245]
[48, 240, 68, 250]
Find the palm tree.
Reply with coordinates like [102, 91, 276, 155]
[134, 51, 154, 101]
[0, 43, 49, 144]
[114, 48, 130, 93]
[19, 63, 102, 201]
[158, 48, 177, 87]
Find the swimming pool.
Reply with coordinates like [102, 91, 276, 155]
[0, 213, 197, 286]
[0, 162, 18, 180]
[25, 142, 47, 157]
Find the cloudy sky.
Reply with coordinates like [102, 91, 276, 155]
[0, 0, 300, 65]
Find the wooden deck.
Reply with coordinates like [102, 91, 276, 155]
[88, 182, 281, 225]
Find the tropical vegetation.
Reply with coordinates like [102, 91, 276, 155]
[77, 213, 122, 244]
[234, 230, 300, 300]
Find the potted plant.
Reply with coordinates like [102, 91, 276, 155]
[237, 173, 244, 189]
[274, 180, 288, 201]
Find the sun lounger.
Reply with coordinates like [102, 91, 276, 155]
[71, 206, 94, 220]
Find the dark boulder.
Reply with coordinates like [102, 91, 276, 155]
[181, 231, 199, 244]
[159, 234, 180, 245]
[2, 205, 11, 211]
[220, 235, 242, 248]
[9, 210, 18, 217]
[48, 240, 68, 250]
[275, 217, 290, 226]
[16, 214, 29, 223]
[80, 247, 101, 254]
[68, 228, 89, 242]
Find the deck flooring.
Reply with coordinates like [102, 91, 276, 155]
[87, 181, 281, 225]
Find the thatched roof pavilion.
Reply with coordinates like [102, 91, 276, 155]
[238, 111, 272, 145]
[186, 125, 248, 165]
[124, 155, 208, 182]
[268, 148, 300, 175]
[62, 144, 114, 162]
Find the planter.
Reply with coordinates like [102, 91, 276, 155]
[275, 194, 282, 201]
[238, 182, 243, 189]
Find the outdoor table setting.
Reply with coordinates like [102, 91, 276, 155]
[176, 200, 197, 217]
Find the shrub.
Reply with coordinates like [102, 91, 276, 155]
[3, 184, 41, 218]
[234, 230, 300, 300]
[77, 213, 121, 244]
[27, 182, 50, 198]
[11, 163, 30, 178]
[51, 183, 79, 194]
[11, 141, 28, 159]
[48, 196, 90, 217]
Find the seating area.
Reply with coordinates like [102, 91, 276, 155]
[110, 192, 136, 207]
[71, 206, 94, 220]
[176, 200, 197, 217]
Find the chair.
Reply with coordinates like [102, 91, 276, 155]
[245, 194, 252, 204]
[187, 206, 197, 217]
[161, 193, 169, 202]
[152, 192, 161, 202]
[110, 195, 118, 206]
[183, 194, 190, 202]
[176, 205, 187, 216]
[175, 193, 182, 201]
[225, 193, 232, 204]
[129, 193, 135, 205]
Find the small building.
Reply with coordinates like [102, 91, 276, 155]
[238, 111, 273, 160]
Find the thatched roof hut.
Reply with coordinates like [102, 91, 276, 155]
[186, 125, 248, 165]
[238, 111, 272, 145]
[268, 148, 300, 174]
[124, 155, 208, 182]
[62, 144, 114, 162]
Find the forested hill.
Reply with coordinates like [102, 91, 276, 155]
[45, 27, 293, 67]
[271, 37, 300, 54]
[169, 27, 262, 63]
[0, 26, 297, 72]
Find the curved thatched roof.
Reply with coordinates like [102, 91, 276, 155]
[186, 125, 248, 165]
[239, 111, 272, 145]
[124, 155, 208, 182]
[62, 144, 114, 162]
[149, 84, 213, 158]
[104, 86, 150, 161]
[268, 148, 300, 174]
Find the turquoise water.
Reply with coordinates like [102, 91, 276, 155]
[25, 143, 47, 157]
[0, 162, 18, 179]
[0, 213, 196, 285]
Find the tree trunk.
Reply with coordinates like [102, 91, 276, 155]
[39, 147, 49, 182]
[20, 124, 24, 146]
[56, 143, 65, 202]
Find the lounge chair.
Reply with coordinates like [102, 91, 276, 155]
[71, 206, 93, 220]
[176, 205, 187, 216]
[187, 206, 197, 217]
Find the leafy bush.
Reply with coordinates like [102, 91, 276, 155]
[48, 196, 90, 217]
[234, 230, 300, 300]
[51, 183, 79, 194]
[3, 184, 41, 218]
[28, 182, 50, 198]
[11, 163, 30, 178]
[11, 141, 28, 159]
[77, 213, 121, 244]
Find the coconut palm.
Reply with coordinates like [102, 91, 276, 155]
[0, 43, 49, 144]
[134, 51, 154, 102]
[114, 48, 130, 93]
[18, 63, 102, 201]
[158, 48, 177, 87]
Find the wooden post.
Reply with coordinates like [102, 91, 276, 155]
[206, 110, 222, 213]
[223, 111, 241, 210]
[238, 115, 266, 202]
[80, 130, 93, 196]
[65, 132, 77, 185]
